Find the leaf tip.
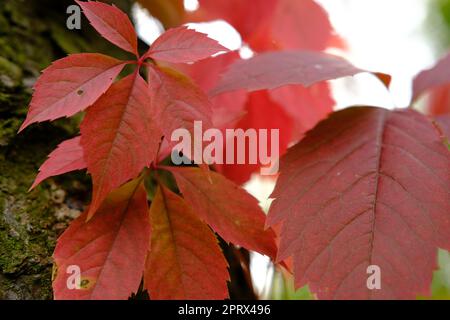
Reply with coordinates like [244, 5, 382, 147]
[29, 180, 39, 192]
[18, 119, 30, 133]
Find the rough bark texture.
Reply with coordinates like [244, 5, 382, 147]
[0, 0, 133, 300]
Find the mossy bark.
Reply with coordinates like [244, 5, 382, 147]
[0, 0, 133, 300]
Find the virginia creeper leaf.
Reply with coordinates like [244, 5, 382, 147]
[76, 1, 138, 55]
[144, 26, 228, 63]
[53, 178, 150, 300]
[413, 52, 450, 102]
[211, 51, 365, 96]
[80, 72, 161, 219]
[163, 166, 277, 259]
[147, 65, 213, 139]
[31, 136, 86, 190]
[144, 185, 229, 299]
[216, 90, 294, 184]
[174, 51, 248, 129]
[268, 107, 450, 299]
[269, 83, 334, 140]
[19, 53, 126, 131]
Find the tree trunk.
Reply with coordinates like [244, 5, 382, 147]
[0, 0, 134, 300]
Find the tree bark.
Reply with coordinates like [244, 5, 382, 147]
[0, 0, 133, 300]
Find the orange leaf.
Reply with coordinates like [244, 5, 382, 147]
[145, 185, 229, 299]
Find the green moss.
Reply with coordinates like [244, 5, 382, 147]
[0, 57, 22, 87]
[0, 118, 21, 146]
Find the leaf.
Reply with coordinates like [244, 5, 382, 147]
[76, 0, 138, 55]
[269, 83, 334, 140]
[80, 72, 161, 219]
[53, 178, 150, 300]
[19, 53, 126, 131]
[211, 51, 365, 96]
[144, 26, 228, 63]
[173, 51, 248, 129]
[413, 52, 450, 102]
[425, 85, 450, 116]
[147, 65, 213, 138]
[215, 90, 294, 185]
[247, 0, 345, 52]
[188, 0, 277, 47]
[144, 185, 229, 299]
[188, 0, 345, 52]
[268, 107, 450, 299]
[31, 136, 86, 190]
[162, 166, 277, 259]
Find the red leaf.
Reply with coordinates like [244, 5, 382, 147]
[268, 107, 450, 299]
[53, 179, 150, 300]
[425, 85, 450, 116]
[269, 83, 334, 140]
[163, 166, 277, 259]
[211, 51, 365, 96]
[174, 51, 247, 129]
[188, 0, 344, 52]
[31, 136, 86, 190]
[188, 0, 277, 47]
[144, 185, 229, 299]
[216, 90, 294, 184]
[147, 65, 213, 138]
[76, 1, 138, 55]
[413, 52, 450, 102]
[80, 72, 161, 219]
[19, 53, 126, 131]
[216, 84, 334, 184]
[144, 26, 228, 63]
[248, 0, 345, 52]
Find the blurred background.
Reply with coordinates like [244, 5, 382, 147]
[131, 0, 450, 300]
